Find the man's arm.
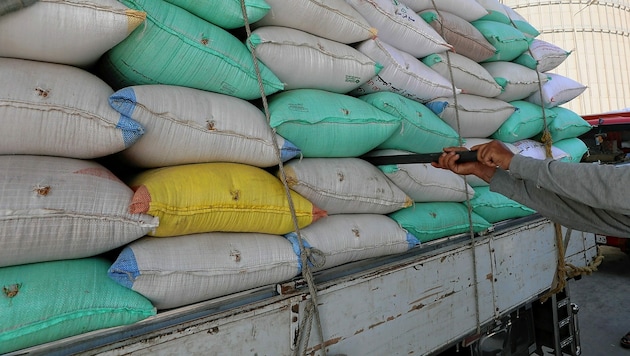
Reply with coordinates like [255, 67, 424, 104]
[490, 168, 630, 237]
[508, 155, 630, 215]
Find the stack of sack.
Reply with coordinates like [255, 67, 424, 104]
[0, 0, 593, 351]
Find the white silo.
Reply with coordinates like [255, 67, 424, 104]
[501, 0, 630, 115]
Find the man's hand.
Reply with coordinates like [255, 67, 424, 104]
[431, 140, 514, 183]
[471, 140, 514, 170]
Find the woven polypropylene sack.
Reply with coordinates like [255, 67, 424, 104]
[373, 150, 475, 202]
[526, 73, 587, 109]
[0, 58, 144, 159]
[422, 52, 502, 98]
[419, 10, 496, 63]
[360, 92, 461, 153]
[554, 138, 589, 163]
[482, 61, 548, 102]
[469, 186, 536, 223]
[351, 38, 459, 103]
[128, 162, 326, 237]
[252, 0, 376, 44]
[426, 94, 515, 138]
[346, 0, 451, 58]
[108, 233, 299, 309]
[0, 258, 155, 354]
[247, 26, 381, 93]
[491, 101, 555, 143]
[97, 0, 283, 100]
[268, 89, 401, 157]
[109, 85, 299, 168]
[281, 157, 412, 215]
[163, 0, 270, 29]
[0, 155, 158, 268]
[285, 214, 418, 272]
[0, 0, 145, 67]
[513, 39, 571, 73]
[389, 202, 491, 243]
[471, 20, 530, 62]
[401, 0, 488, 22]
[0, 0, 39, 16]
[537, 106, 592, 142]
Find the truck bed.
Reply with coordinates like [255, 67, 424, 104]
[9, 215, 598, 356]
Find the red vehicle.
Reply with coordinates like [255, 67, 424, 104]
[580, 111, 630, 252]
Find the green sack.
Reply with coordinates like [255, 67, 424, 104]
[554, 137, 589, 163]
[540, 106, 592, 142]
[163, 0, 270, 29]
[0, 258, 156, 354]
[471, 20, 530, 62]
[360, 92, 461, 153]
[468, 186, 536, 223]
[491, 100, 555, 143]
[389, 202, 491, 243]
[269, 89, 401, 157]
[98, 0, 283, 100]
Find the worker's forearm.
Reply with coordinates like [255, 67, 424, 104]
[490, 169, 630, 237]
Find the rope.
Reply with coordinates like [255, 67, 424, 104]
[502, 12, 601, 302]
[239, 2, 326, 355]
[431, 0, 482, 334]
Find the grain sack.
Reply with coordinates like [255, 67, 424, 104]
[389, 202, 491, 243]
[371, 149, 475, 202]
[426, 94, 515, 138]
[285, 214, 418, 272]
[482, 61, 548, 102]
[400, 0, 489, 22]
[554, 138, 589, 163]
[0, 0, 145, 67]
[471, 20, 530, 62]
[0, 58, 144, 159]
[359, 92, 461, 153]
[346, 0, 451, 58]
[109, 85, 299, 168]
[419, 10, 496, 64]
[253, 0, 376, 44]
[108, 232, 299, 310]
[128, 162, 326, 237]
[502, 5, 540, 38]
[513, 39, 571, 73]
[476, 0, 511, 24]
[281, 158, 412, 214]
[422, 52, 502, 98]
[0, 155, 157, 268]
[163, 0, 269, 29]
[537, 106, 592, 142]
[351, 38, 459, 103]
[97, 0, 283, 100]
[268, 89, 401, 157]
[468, 186, 536, 224]
[247, 26, 381, 93]
[491, 101, 555, 143]
[512, 139, 569, 160]
[0, 0, 39, 16]
[0, 258, 155, 354]
[526, 73, 587, 108]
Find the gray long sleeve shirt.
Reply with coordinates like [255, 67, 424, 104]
[490, 154, 630, 237]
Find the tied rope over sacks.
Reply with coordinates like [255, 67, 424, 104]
[239, 1, 327, 355]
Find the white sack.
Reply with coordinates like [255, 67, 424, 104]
[0, 155, 158, 268]
[247, 26, 381, 93]
[0, 0, 145, 67]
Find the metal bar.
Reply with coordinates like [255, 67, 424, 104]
[359, 150, 478, 165]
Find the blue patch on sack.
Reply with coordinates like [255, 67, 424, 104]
[108, 247, 141, 289]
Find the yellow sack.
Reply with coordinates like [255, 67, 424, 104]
[129, 163, 326, 237]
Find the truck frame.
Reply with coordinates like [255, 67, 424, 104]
[7, 215, 598, 356]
